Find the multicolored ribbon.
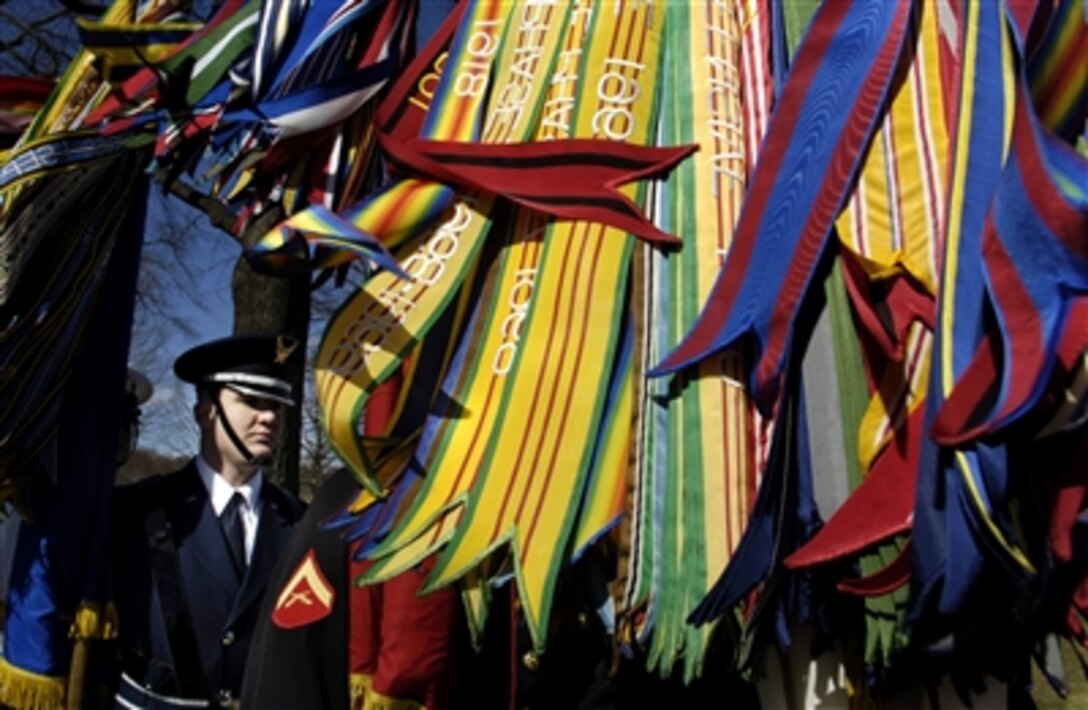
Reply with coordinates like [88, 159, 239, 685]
[424, 0, 666, 650]
[932, 81, 1088, 445]
[650, 1, 914, 408]
[0, 156, 145, 490]
[625, 0, 758, 681]
[249, 3, 693, 269]
[570, 318, 633, 561]
[0, 131, 131, 196]
[785, 0, 949, 576]
[358, 0, 589, 587]
[909, 0, 1033, 625]
[75, 14, 202, 81]
[0, 2, 157, 694]
[85, 0, 257, 128]
[0, 78, 54, 148]
[1027, 0, 1087, 143]
[223, 0, 406, 138]
[315, 0, 511, 492]
[247, 4, 467, 263]
[687, 364, 818, 630]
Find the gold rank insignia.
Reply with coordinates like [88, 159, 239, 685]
[272, 550, 334, 629]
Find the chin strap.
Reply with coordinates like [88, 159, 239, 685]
[213, 388, 266, 466]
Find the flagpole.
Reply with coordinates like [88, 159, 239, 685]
[66, 638, 89, 710]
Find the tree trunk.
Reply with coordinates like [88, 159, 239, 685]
[231, 207, 310, 496]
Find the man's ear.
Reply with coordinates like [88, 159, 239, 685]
[194, 399, 215, 428]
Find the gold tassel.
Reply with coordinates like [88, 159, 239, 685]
[349, 673, 372, 710]
[68, 601, 119, 641]
[363, 687, 427, 710]
[348, 673, 428, 710]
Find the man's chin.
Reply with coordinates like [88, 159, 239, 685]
[247, 444, 276, 463]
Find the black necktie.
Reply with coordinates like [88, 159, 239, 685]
[221, 492, 247, 575]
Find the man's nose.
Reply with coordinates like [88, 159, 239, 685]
[256, 406, 282, 423]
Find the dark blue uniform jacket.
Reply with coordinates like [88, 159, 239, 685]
[111, 462, 303, 705]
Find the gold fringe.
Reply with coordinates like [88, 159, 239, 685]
[0, 656, 66, 710]
[68, 601, 119, 641]
[348, 673, 427, 710]
[350, 673, 372, 710]
[363, 688, 426, 710]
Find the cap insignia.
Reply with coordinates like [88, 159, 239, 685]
[275, 336, 299, 365]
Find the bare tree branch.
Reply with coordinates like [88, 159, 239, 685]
[0, 6, 75, 76]
[153, 171, 241, 237]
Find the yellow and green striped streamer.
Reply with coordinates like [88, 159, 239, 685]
[360, 2, 584, 585]
[316, 0, 515, 493]
[425, 0, 666, 651]
[635, 0, 756, 681]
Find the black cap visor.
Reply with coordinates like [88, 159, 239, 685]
[206, 371, 294, 406]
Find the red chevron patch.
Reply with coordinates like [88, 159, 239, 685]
[272, 549, 335, 629]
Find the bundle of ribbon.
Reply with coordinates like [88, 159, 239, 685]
[3, 0, 1085, 702]
[251, 0, 1086, 696]
[0, 1, 172, 706]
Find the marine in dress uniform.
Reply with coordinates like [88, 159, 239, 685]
[239, 467, 357, 709]
[240, 467, 466, 710]
[110, 334, 305, 708]
[240, 375, 464, 710]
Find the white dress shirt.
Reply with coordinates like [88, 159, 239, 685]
[195, 456, 263, 565]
